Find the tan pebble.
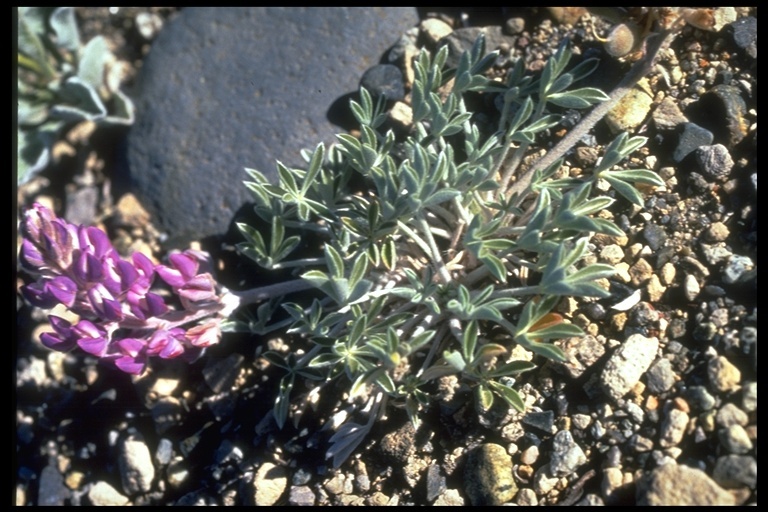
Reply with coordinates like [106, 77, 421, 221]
[419, 18, 453, 44]
[672, 397, 690, 413]
[659, 262, 676, 286]
[646, 274, 666, 302]
[517, 464, 534, 480]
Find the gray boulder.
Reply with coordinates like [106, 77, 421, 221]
[126, 7, 418, 246]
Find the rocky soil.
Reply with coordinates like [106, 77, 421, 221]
[16, 7, 756, 506]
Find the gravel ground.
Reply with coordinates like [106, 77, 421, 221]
[16, 7, 756, 506]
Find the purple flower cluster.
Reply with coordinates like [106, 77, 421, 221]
[19, 203, 226, 374]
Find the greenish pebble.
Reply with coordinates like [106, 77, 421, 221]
[464, 443, 517, 506]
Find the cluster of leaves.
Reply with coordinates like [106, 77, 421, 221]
[236, 36, 664, 467]
[17, 7, 135, 185]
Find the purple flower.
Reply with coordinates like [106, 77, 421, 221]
[19, 203, 228, 375]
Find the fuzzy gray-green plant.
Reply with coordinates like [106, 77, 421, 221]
[17, 7, 135, 185]
[232, 36, 664, 467]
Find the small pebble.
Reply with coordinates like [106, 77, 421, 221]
[708, 356, 742, 393]
[252, 462, 287, 506]
[419, 18, 453, 45]
[88, 481, 129, 506]
[683, 274, 700, 301]
[730, 16, 757, 59]
[659, 408, 689, 447]
[360, 64, 405, 102]
[505, 17, 525, 35]
[694, 145, 734, 182]
[715, 403, 748, 427]
[712, 455, 757, 489]
[722, 255, 754, 284]
[638, 463, 735, 505]
[119, 434, 155, 495]
[289, 486, 316, 506]
[718, 424, 753, 454]
[652, 96, 688, 130]
[549, 430, 587, 477]
[673, 123, 713, 163]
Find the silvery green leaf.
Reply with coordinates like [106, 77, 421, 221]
[603, 175, 644, 206]
[526, 322, 583, 341]
[471, 305, 505, 323]
[301, 143, 325, 195]
[349, 253, 368, 288]
[566, 263, 616, 283]
[605, 168, 664, 186]
[518, 337, 568, 362]
[567, 57, 600, 82]
[571, 195, 615, 217]
[376, 371, 397, 394]
[590, 217, 625, 237]
[302, 269, 330, 289]
[487, 360, 536, 378]
[347, 279, 373, 304]
[273, 374, 295, 429]
[524, 114, 561, 134]
[17, 127, 53, 185]
[309, 353, 341, 368]
[17, 97, 49, 126]
[78, 36, 110, 90]
[547, 72, 574, 95]
[101, 89, 135, 125]
[381, 238, 397, 271]
[547, 87, 610, 109]
[275, 236, 301, 262]
[476, 385, 494, 412]
[50, 77, 106, 121]
[423, 188, 461, 207]
[327, 421, 371, 469]
[481, 253, 507, 282]
[276, 161, 299, 194]
[237, 222, 266, 251]
[324, 245, 344, 280]
[462, 321, 479, 362]
[49, 7, 80, 52]
[443, 350, 466, 372]
[488, 381, 525, 412]
[597, 132, 629, 171]
[505, 96, 533, 136]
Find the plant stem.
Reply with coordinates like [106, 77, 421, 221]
[226, 278, 315, 313]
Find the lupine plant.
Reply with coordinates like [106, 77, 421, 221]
[17, 7, 135, 185]
[20, 35, 664, 467]
[233, 37, 664, 466]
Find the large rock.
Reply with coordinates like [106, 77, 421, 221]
[126, 7, 419, 246]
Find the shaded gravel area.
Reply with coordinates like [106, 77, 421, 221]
[16, 7, 756, 506]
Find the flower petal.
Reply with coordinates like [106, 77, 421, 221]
[77, 336, 110, 357]
[185, 321, 221, 348]
[114, 354, 147, 375]
[45, 276, 78, 307]
[40, 331, 77, 352]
